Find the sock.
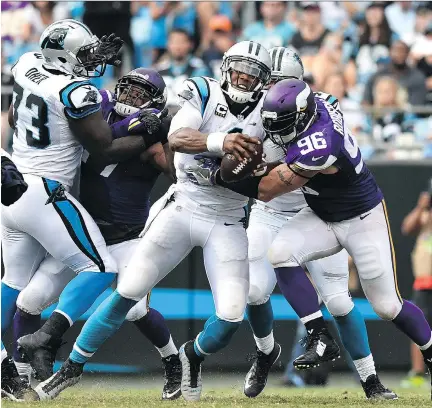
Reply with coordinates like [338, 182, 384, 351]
[39, 311, 71, 339]
[133, 308, 171, 349]
[1, 282, 20, 337]
[1, 342, 7, 364]
[254, 332, 275, 355]
[334, 305, 371, 360]
[56, 271, 116, 323]
[194, 314, 240, 357]
[70, 290, 136, 364]
[247, 299, 274, 338]
[275, 266, 324, 330]
[393, 300, 432, 351]
[353, 354, 376, 382]
[157, 336, 178, 358]
[13, 309, 41, 361]
[14, 361, 32, 379]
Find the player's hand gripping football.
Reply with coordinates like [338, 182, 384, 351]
[96, 33, 124, 66]
[222, 133, 261, 162]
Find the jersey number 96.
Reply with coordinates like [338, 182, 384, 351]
[13, 82, 50, 149]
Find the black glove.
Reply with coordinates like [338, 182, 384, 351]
[1, 156, 28, 206]
[137, 107, 169, 135]
[96, 33, 124, 67]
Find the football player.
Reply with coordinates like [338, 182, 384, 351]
[1, 152, 37, 401]
[32, 41, 270, 402]
[13, 68, 182, 400]
[2, 18, 166, 382]
[243, 47, 395, 399]
[192, 78, 432, 401]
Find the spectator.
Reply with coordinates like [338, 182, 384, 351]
[322, 72, 364, 134]
[202, 15, 234, 80]
[21, 1, 69, 48]
[385, 1, 416, 39]
[291, 2, 330, 59]
[416, 43, 432, 105]
[363, 40, 427, 106]
[242, 2, 295, 50]
[400, 183, 432, 389]
[402, 5, 431, 53]
[366, 76, 416, 144]
[306, 32, 356, 92]
[355, 2, 395, 85]
[155, 28, 210, 108]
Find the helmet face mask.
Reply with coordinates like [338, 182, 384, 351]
[114, 68, 167, 117]
[220, 41, 271, 104]
[74, 40, 107, 77]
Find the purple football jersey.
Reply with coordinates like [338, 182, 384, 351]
[80, 90, 160, 240]
[285, 97, 383, 222]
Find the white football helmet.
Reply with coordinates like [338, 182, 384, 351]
[269, 46, 304, 83]
[39, 19, 106, 78]
[220, 41, 271, 104]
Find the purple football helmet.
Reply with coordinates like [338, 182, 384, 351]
[114, 68, 167, 116]
[261, 79, 316, 146]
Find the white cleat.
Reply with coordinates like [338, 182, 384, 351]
[35, 359, 83, 400]
[179, 341, 203, 401]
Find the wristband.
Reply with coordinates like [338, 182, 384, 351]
[206, 132, 227, 155]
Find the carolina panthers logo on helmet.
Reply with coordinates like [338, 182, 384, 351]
[41, 28, 69, 50]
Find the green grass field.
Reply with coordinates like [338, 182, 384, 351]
[3, 387, 430, 408]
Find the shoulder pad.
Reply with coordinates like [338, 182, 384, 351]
[178, 77, 211, 117]
[60, 81, 102, 119]
[315, 92, 340, 110]
[59, 82, 102, 110]
[285, 130, 338, 171]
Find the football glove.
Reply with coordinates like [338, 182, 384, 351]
[184, 155, 221, 186]
[96, 33, 124, 66]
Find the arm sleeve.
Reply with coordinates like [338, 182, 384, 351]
[59, 81, 102, 120]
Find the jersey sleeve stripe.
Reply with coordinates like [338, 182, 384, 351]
[59, 81, 92, 109]
[189, 77, 210, 117]
[64, 104, 101, 119]
[293, 155, 338, 171]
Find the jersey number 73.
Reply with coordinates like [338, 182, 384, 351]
[13, 82, 50, 149]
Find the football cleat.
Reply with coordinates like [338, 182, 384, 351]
[293, 328, 340, 369]
[1, 356, 39, 402]
[161, 354, 182, 400]
[179, 341, 203, 401]
[361, 374, 398, 400]
[17, 330, 63, 381]
[35, 358, 83, 400]
[244, 343, 281, 398]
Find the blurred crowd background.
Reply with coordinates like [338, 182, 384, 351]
[1, 1, 432, 159]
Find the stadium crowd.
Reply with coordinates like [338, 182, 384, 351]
[1, 1, 432, 159]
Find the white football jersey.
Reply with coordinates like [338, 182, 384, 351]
[11, 52, 102, 187]
[169, 76, 266, 210]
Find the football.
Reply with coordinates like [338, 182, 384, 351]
[220, 142, 263, 182]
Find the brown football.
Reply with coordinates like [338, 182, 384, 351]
[220, 142, 263, 182]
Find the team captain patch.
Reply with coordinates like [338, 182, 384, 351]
[215, 103, 228, 118]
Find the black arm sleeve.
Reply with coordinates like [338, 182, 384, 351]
[216, 171, 262, 199]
